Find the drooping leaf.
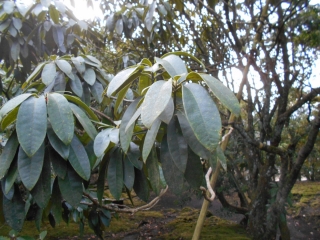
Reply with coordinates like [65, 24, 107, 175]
[133, 168, 149, 202]
[200, 74, 240, 116]
[145, 1, 156, 32]
[31, 156, 51, 209]
[127, 142, 143, 170]
[162, 52, 205, 70]
[53, 71, 67, 92]
[90, 81, 103, 103]
[49, 146, 67, 179]
[120, 98, 142, 153]
[141, 79, 172, 128]
[51, 177, 62, 224]
[1, 107, 18, 130]
[115, 18, 123, 35]
[125, 106, 142, 132]
[0, 93, 32, 120]
[68, 136, 91, 181]
[94, 128, 111, 157]
[176, 111, 211, 160]
[71, 56, 86, 74]
[167, 116, 188, 173]
[49, 5, 60, 24]
[146, 148, 161, 195]
[123, 156, 135, 191]
[11, 41, 20, 62]
[114, 84, 130, 116]
[47, 125, 70, 160]
[138, 74, 152, 94]
[182, 83, 221, 152]
[160, 136, 184, 195]
[97, 156, 108, 203]
[107, 66, 143, 97]
[155, 56, 187, 77]
[0, 131, 19, 179]
[184, 147, 204, 190]
[142, 118, 161, 162]
[4, 161, 18, 195]
[55, 59, 74, 80]
[85, 141, 98, 169]
[16, 96, 47, 157]
[42, 63, 56, 86]
[83, 68, 96, 86]
[69, 74, 83, 97]
[107, 149, 123, 200]
[58, 167, 83, 208]
[216, 145, 227, 171]
[18, 144, 45, 190]
[22, 63, 46, 89]
[3, 186, 25, 232]
[47, 93, 74, 145]
[69, 103, 98, 140]
[158, 97, 174, 124]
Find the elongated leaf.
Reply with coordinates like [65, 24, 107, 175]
[42, 63, 56, 86]
[162, 52, 205, 70]
[63, 94, 99, 121]
[71, 56, 85, 74]
[216, 145, 227, 171]
[123, 156, 135, 191]
[0, 93, 32, 120]
[182, 83, 221, 152]
[141, 79, 172, 128]
[3, 186, 25, 232]
[47, 93, 74, 145]
[146, 148, 161, 195]
[31, 156, 51, 208]
[142, 118, 161, 162]
[127, 142, 143, 170]
[120, 98, 141, 152]
[18, 144, 45, 190]
[138, 74, 152, 94]
[145, 1, 156, 32]
[4, 162, 18, 195]
[0, 131, 19, 179]
[160, 136, 184, 195]
[107, 149, 123, 200]
[97, 156, 108, 203]
[133, 168, 149, 202]
[58, 167, 83, 207]
[200, 74, 240, 116]
[158, 97, 174, 124]
[114, 84, 130, 116]
[16, 96, 47, 157]
[49, 146, 67, 179]
[83, 68, 96, 86]
[90, 81, 103, 103]
[94, 129, 111, 157]
[49, 5, 60, 24]
[53, 71, 67, 92]
[1, 106, 18, 130]
[155, 56, 187, 77]
[176, 111, 210, 160]
[167, 116, 188, 173]
[55, 60, 73, 80]
[51, 178, 62, 224]
[68, 136, 91, 181]
[184, 147, 204, 190]
[125, 106, 142, 132]
[107, 66, 143, 97]
[69, 103, 98, 140]
[47, 126, 69, 159]
[69, 74, 83, 97]
[22, 62, 46, 88]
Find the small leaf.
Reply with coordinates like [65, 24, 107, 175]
[11, 41, 20, 62]
[0, 131, 19, 179]
[182, 83, 221, 152]
[0, 93, 32, 120]
[16, 96, 47, 157]
[200, 74, 240, 116]
[69, 103, 98, 140]
[142, 118, 161, 162]
[55, 59, 74, 80]
[3, 1, 15, 14]
[145, 1, 156, 32]
[123, 156, 135, 191]
[18, 144, 45, 191]
[68, 136, 91, 181]
[22, 63, 46, 88]
[141, 79, 172, 128]
[107, 149, 123, 200]
[167, 116, 188, 173]
[58, 167, 83, 207]
[115, 18, 123, 35]
[120, 98, 141, 153]
[49, 5, 60, 24]
[83, 68, 96, 86]
[42, 63, 56, 86]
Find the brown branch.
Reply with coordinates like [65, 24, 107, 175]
[90, 107, 117, 126]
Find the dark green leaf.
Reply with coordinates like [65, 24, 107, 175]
[51, 177, 62, 224]
[42, 63, 56, 86]
[0, 93, 32, 121]
[176, 111, 211, 160]
[133, 168, 149, 202]
[31, 156, 51, 208]
[69, 136, 91, 181]
[16, 96, 47, 157]
[53, 71, 67, 92]
[182, 83, 221, 152]
[4, 162, 18, 195]
[184, 147, 204, 190]
[47, 93, 74, 145]
[69, 103, 98, 140]
[83, 68, 96, 86]
[107, 149, 123, 200]
[145, 1, 156, 32]
[167, 116, 188, 173]
[3, 186, 25, 232]
[58, 167, 83, 207]
[11, 41, 20, 62]
[142, 118, 161, 162]
[90, 81, 103, 103]
[200, 74, 240, 116]
[97, 156, 108, 203]
[49, 146, 67, 179]
[69, 74, 83, 97]
[1, 105, 19, 130]
[146, 148, 161, 195]
[94, 128, 111, 158]
[47, 126, 70, 160]
[216, 145, 227, 171]
[115, 18, 123, 35]
[0, 131, 19, 179]
[123, 156, 135, 191]
[18, 144, 44, 191]
[22, 63, 46, 88]
[127, 142, 143, 170]
[141, 79, 172, 128]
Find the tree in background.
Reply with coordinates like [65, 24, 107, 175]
[0, 1, 319, 240]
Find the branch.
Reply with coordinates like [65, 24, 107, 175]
[82, 186, 168, 214]
[200, 167, 216, 202]
[90, 107, 117, 126]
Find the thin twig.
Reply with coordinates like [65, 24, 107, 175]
[90, 107, 117, 126]
[200, 167, 215, 202]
